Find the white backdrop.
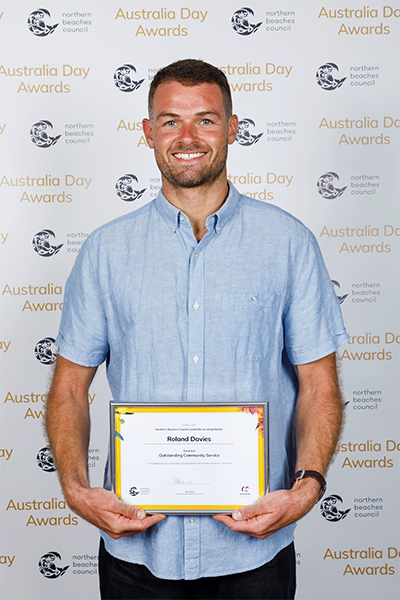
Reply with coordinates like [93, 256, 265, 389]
[0, 1, 399, 599]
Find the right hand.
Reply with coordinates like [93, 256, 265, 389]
[66, 486, 166, 538]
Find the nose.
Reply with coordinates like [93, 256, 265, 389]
[179, 121, 198, 145]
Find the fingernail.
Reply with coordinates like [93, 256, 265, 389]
[137, 509, 145, 520]
[232, 510, 242, 520]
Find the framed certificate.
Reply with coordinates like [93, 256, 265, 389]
[110, 402, 269, 514]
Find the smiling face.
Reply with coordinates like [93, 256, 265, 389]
[143, 81, 238, 192]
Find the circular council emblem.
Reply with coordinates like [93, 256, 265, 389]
[38, 552, 69, 578]
[236, 119, 264, 146]
[37, 447, 56, 472]
[34, 337, 58, 364]
[331, 280, 348, 305]
[317, 172, 347, 200]
[129, 487, 139, 497]
[27, 9, 59, 37]
[316, 63, 346, 91]
[30, 120, 61, 148]
[231, 8, 262, 35]
[115, 174, 146, 202]
[320, 494, 351, 522]
[114, 65, 144, 92]
[32, 230, 63, 257]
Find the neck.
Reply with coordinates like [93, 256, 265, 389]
[161, 171, 229, 242]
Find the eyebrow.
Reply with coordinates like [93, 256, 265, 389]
[156, 110, 222, 121]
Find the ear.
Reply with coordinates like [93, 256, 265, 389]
[228, 114, 239, 145]
[142, 118, 154, 149]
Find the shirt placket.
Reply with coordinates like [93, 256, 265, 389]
[178, 219, 213, 579]
[186, 244, 205, 403]
[183, 515, 201, 579]
[184, 241, 205, 576]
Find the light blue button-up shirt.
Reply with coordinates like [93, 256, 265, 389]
[56, 184, 348, 580]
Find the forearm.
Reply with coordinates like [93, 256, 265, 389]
[45, 357, 96, 502]
[295, 352, 343, 476]
[44, 356, 165, 536]
[214, 353, 345, 537]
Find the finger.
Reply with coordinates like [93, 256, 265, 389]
[111, 502, 166, 526]
[231, 500, 266, 521]
[115, 512, 165, 528]
[103, 511, 166, 538]
[105, 493, 150, 521]
[142, 513, 166, 526]
[213, 514, 273, 539]
[118, 502, 147, 520]
[213, 514, 232, 526]
[213, 514, 261, 532]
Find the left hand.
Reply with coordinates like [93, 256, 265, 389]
[213, 481, 320, 539]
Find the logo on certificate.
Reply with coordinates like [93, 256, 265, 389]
[240, 485, 251, 495]
[129, 486, 139, 497]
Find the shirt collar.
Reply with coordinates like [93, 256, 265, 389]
[155, 181, 240, 235]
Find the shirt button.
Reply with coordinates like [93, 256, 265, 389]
[193, 356, 199, 363]
[171, 225, 176, 231]
[179, 215, 185, 222]
[194, 252, 199, 259]
[193, 302, 199, 310]
[216, 226, 220, 233]
[251, 295, 258, 302]
[189, 517, 195, 524]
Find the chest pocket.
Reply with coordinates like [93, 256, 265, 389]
[221, 292, 278, 361]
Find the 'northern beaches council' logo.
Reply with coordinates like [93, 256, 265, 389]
[320, 494, 351, 522]
[34, 337, 58, 365]
[113, 65, 144, 93]
[316, 63, 347, 90]
[317, 172, 347, 200]
[236, 118, 264, 146]
[30, 120, 61, 148]
[231, 8, 262, 35]
[236, 118, 296, 145]
[29, 119, 94, 147]
[115, 174, 146, 202]
[317, 171, 383, 199]
[331, 280, 348, 305]
[38, 552, 69, 579]
[37, 446, 56, 472]
[27, 9, 59, 37]
[231, 7, 295, 34]
[32, 230, 63, 257]
[27, 8, 93, 36]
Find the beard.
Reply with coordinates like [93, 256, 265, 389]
[154, 142, 228, 189]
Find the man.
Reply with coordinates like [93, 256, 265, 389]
[45, 59, 348, 599]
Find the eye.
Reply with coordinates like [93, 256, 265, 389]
[165, 120, 176, 126]
[201, 118, 211, 125]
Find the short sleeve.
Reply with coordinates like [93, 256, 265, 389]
[56, 238, 109, 366]
[283, 233, 348, 365]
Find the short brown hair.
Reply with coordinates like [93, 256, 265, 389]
[148, 59, 232, 120]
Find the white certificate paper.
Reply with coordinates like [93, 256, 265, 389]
[110, 403, 269, 514]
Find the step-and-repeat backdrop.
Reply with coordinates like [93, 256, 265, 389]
[1, 2, 399, 599]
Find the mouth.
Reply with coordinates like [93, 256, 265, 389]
[172, 151, 206, 161]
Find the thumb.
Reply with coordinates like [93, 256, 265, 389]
[232, 499, 264, 521]
[117, 500, 146, 520]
